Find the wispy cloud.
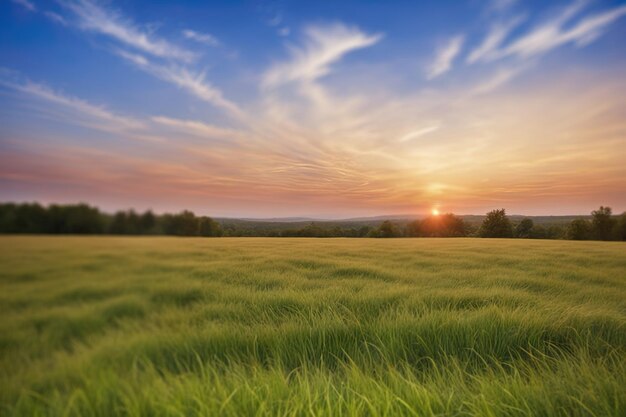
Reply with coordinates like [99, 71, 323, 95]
[182, 29, 220, 47]
[116, 50, 242, 117]
[467, 16, 524, 64]
[263, 23, 382, 88]
[9, 0, 240, 118]
[474, 2, 626, 63]
[11, 0, 36, 12]
[267, 13, 283, 27]
[0, 68, 244, 145]
[398, 125, 440, 142]
[426, 35, 464, 79]
[0, 72, 144, 131]
[152, 116, 240, 139]
[489, 0, 518, 13]
[470, 65, 528, 95]
[58, 0, 195, 62]
[503, 2, 626, 58]
[44, 11, 68, 26]
[262, 9, 291, 37]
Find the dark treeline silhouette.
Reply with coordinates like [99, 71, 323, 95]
[476, 207, 626, 241]
[1, 202, 625, 241]
[0, 203, 222, 236]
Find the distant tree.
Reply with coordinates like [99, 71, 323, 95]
[349, 227, 359, 237]
[330, 226, 343, 237]
[515, 218, 534, 238]
[198, 216, 222, 237]
[14, 203, 48, 233]
[161, 211, 198, 236]
[109, 211, 128, 234]
[377, 220, 400, 238]
[176, 211, 199, 236]
[440, 213, 466, 237]
[529, 225, 546, 239]
[47, 204, 67, 233]
[545, 225, 565, 240]
[567, 219, 591, 240]
[464, 222, 479, 237]
[160, 214, 176, 235]
[405, 220, 421, 237]
[63, 204, 104, 234]
[298, 223, 322, 237]
[126, 210, 141, 234]
[0, 203, 18, 233]
[420, 217, 438, 237]
[615, 212, 626, 241]
[109, 209, 142, 234]
[591, 206, 615, 240]
[420, 214, 466, 237]
[479, 209, 513, 238]
[139, 210, 156, 234]
[358, 226, 372, 237]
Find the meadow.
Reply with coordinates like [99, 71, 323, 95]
[0, 236, 625, 416]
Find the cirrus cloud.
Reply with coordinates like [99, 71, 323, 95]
[263, 23, 382, 88]
[426, 35, 464, 79]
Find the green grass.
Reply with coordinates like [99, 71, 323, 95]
[0, 236, 625, 416]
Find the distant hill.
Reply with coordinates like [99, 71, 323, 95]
[237, 217, 318, 223]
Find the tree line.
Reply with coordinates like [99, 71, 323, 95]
[0, 202, 625, 241]
[476, 206, 626, 241]
[376, 207, 626, 240]
[0, 203, 222, 236]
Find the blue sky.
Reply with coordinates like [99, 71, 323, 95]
[1, 0, 625, 217]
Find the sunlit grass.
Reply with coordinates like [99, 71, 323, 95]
[1, 237, 625, 416]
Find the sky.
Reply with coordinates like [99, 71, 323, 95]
[1, 0, 625, 218]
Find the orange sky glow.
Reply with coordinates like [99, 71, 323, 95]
[1, 1, 625, 218]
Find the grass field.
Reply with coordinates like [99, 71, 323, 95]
[0, 236, 625, 416]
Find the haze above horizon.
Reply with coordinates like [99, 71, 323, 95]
[1, 0, 625, 218]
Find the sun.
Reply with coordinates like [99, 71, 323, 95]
[431, 208, 440, 216]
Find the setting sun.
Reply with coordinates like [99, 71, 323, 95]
[432, 208, 440, 216]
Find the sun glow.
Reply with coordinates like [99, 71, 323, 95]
[432, 208, 440, 216]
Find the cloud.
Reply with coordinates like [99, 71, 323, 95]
[0, 69, 243, 144]
[470, 65, 528, 95]
[0, 72, 144, 131]
[151, 116, 240, 139]
[263, 22, 382, 88]
[489, 0, 518, 13]
[58, 0, 195, 62]
[182, 29, 220, 47]
[467, 16, 524, 64]
[10, 0, 239, 119]
[504, 1, 607, 57]
[426, 35, 464, 79]
[474, 2, 626, 63]
[11, 0, 36, 12]
[267, 13, 283, 27]
[116, 50, 242, 117]
[261, 9, 291, 38]
[398, 125, 440, 142]
[44, 11, 68, 26]
[564, 5, 626, 47]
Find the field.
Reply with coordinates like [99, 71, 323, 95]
[0, 237, 625, 416]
